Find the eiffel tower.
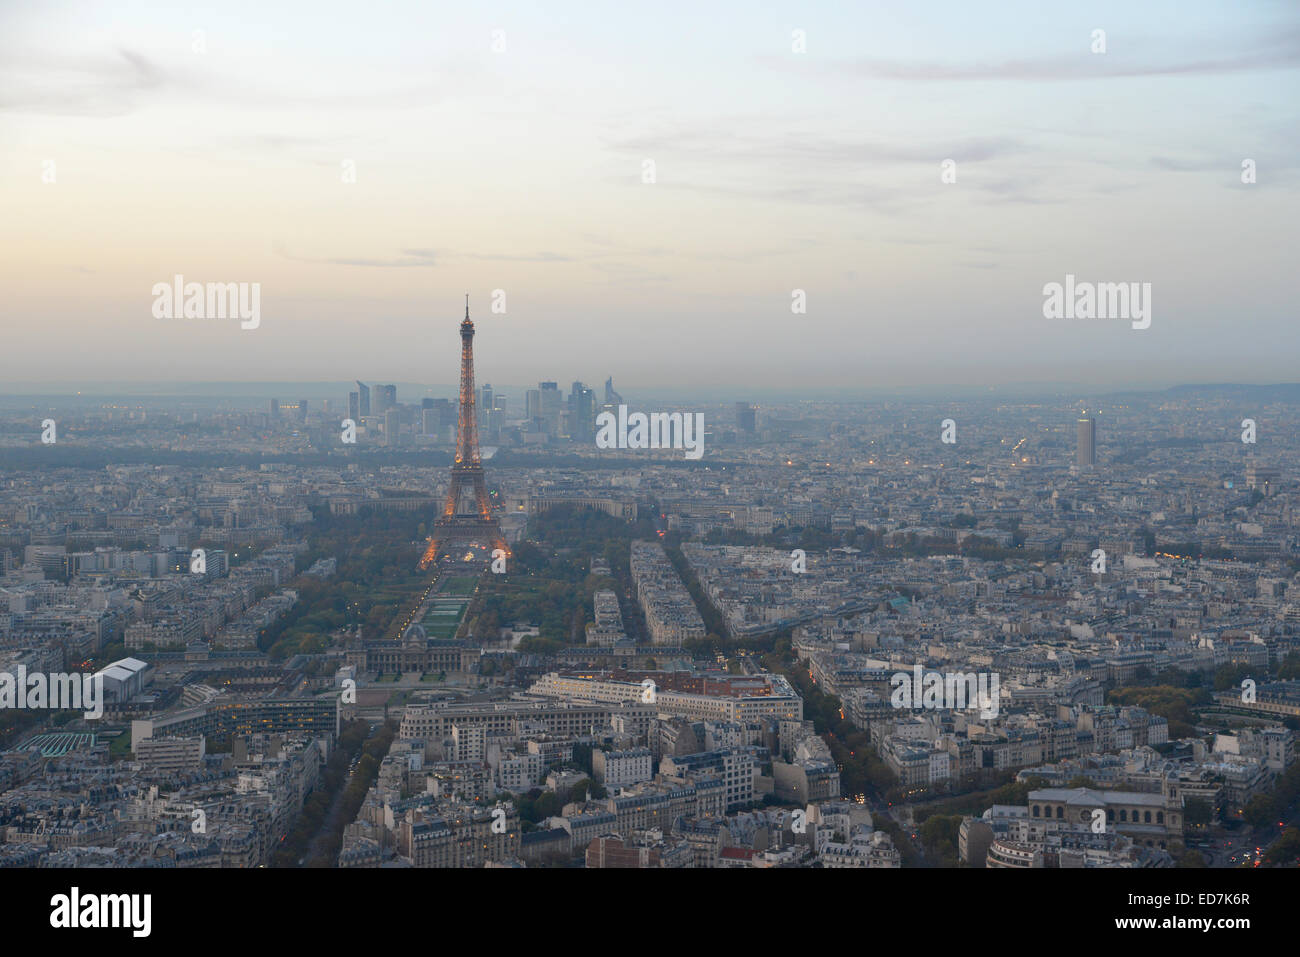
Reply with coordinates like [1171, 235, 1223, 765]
[419, 297, 506, 569]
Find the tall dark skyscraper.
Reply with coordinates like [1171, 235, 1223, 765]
[433, 398, 453, 430]
[349, 391, 360, 422]
[355, 381, 371, 417]
[538, 381, 562, 435]
[1077, 417, 1097, 467]
[568, 383, 596, 442]
[736, 402, 756, 433]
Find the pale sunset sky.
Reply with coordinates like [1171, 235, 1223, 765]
[1, 0, 1298, 393]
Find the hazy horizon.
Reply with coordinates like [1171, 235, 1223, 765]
[2, 378, 1299, 406]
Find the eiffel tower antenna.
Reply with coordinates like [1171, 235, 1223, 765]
[420, 297, 506, 568]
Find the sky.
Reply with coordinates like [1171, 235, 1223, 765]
[1, 0, 1298, 396]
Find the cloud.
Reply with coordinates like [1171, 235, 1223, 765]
[1150, 154, 1300, 174]
[604, 124, 1032, 212]
[455, 252, 573, 262]
[0, 48, 170, 117]
[274, 243, 436, 268]
[0, 44, 491, 117]
[768, 26, 1300, 83]
[271, 247, 577, 268]
[611, 127, 1026, 168]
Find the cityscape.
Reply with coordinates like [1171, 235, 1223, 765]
[2, 0, 1296, 938]
[3, 325, 1299, 874]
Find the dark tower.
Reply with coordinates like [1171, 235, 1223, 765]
[1077, 416, 1096, 468]
[420, 297, 506, 568]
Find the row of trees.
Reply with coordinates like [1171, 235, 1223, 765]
[271, 719, 396, 867]
[258, 505, 432, 658]
[469, 505, 658, 648]
[764, 643, 899, 800]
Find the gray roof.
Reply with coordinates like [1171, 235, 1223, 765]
[1029, 787, 1166, 807]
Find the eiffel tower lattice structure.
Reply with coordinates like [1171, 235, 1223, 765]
[419, 297, 507, 569]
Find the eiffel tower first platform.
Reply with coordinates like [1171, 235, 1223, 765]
[419, 297, 507, 569]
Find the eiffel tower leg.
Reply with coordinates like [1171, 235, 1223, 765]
[471, 475, 508, 555]
[443, 474, 462, 517]
[473, 475, 492, 520]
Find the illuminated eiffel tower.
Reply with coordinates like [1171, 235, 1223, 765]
[419, 297, 506, 569]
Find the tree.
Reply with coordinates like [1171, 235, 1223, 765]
[1264, 827, 1300, 866]
[1279, 653, 1300, 681]
[919, 815, 963, 865]
[1242, 794, 1275, 829]
[1184, 798, 1213, 827]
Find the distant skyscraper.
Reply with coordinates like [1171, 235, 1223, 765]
[539, 382, 562, 435]
[355, 381, 371, 417]
[376, 384, 397, 414]
[269, 399, 280, 421]
[384, 408, 400, 447]
[349, 391, 360, 422]
[736, 402, 756, 433]
[604, 376, 623, 408]
[433, 398, 453, 430]
[525, 388, 541, 421]
[298, 399, 309, 423]
[568, 383, 596, 442]
[1077, 417, 1096, 467]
